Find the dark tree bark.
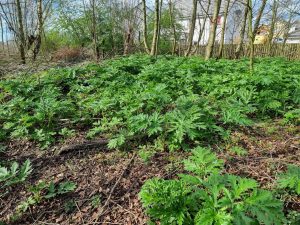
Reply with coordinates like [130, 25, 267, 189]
[16, 0, 26, 64]
[124, 26, 133, 55]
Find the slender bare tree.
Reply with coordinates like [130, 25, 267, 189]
[33, 0, 42, 60]
[185, 0, 197, 56]
[217, 0, 230, 59]
[192, 0, 211, 55]
[267, 0, 278, 55]
[122, 1, 140, 56]
[279, 0, 300, 47]
[155, 0, 163, 55]
[235, 0, 249, 59]
[168, 0, 177, 55]
[16, 0, 26, 64]
[142, 0, 150, 53]
[248, 0, 267, 71]
[150, 0, 160, 56]
[205, 0, 222, 60]
[91, 0, 100, 60]
[0, 15, 4, 52]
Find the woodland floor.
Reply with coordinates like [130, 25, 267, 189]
[1, 120, 299, 225]
[0, 55, 89, 78]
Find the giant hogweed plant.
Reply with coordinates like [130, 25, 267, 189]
[139, 147, 286, 225]
[0, 56, 299, 149]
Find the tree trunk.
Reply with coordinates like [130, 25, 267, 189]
[142, 0, 150, 54]
[91, 0, 100, 61]
[16, 0, 26, 64]
[0, 15, 4, 52]
[123, 26, 133, 55]
[168, 0, 177, 55]
[268, 0, 278, 55]
[33, 0, 43, 61]
[6, 26, 10, 55]
[205, 0, 222, 60]
[185, 0, 197, 56]
[150, 0, 160, 56]
[192, 0, 211, 55]
[248, 0, 254, 71]
[217, 0, 230, 59]
[253, 0, 267, 35]
[235, 0, 249, 59]
[155, 0, 163, 55]
[248, 0, 267, 71]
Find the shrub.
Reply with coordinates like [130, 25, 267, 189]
[52, 47, 83, 62]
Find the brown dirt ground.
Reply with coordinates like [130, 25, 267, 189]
[0, 121, 299, 225]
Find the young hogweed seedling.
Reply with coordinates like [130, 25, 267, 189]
[0, 159, 32, 188]
[13, 180, 77, 221]
[183, 147, 223, 177]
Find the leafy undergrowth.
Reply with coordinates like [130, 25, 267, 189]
[0, 55, 299, 150]
[0, 121, 299, 224]
[0, 55, 300, 224]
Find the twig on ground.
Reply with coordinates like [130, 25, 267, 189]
[75, 201, 85, 224]
[56, 138, 109, 155]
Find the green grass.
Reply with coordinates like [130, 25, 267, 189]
[0, 55, 299, 150]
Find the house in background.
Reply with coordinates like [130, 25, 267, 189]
[254, 24, 269, 44]
[253, 21, 300, 44]
[286, 21, 300, 43]
[177, 0, 245, 45]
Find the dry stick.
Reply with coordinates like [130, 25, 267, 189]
[75, 201, 85, 224]
[111, 200, 138, 219]
[56, 138, 109, 155]
[90, 222, 123, 225]
[34, 221, 59, 225]
[94, 153, 137, 223]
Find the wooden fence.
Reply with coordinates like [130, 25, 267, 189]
[1, 43, 300, 61]
[178, 43, 300, 60]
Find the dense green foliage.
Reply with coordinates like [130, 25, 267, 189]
[139, 147, 286, 225]
[0, 56, 299, 150]
[277, 165, 300, 195]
